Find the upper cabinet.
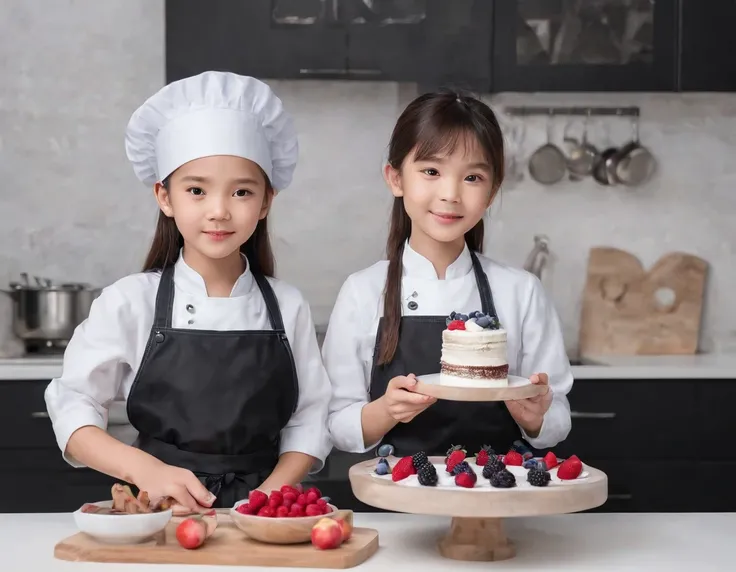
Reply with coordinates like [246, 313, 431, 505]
[165, 1, 734, 93]
[679, 0, 736, 92]
[492, 0, 679, 92]
[166, 0, 493, 91]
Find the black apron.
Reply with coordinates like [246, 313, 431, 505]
[369, 251, 522, 457]
[126, 264, 298, 509]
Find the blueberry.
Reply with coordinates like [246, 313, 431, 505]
[468, 311, 479, 319]
[476, 316, 491, 328]
[450, 311, 457, 319]
[456, 313, 469, 322]
[375, 459, 390, 475]
[377, 443, 395, 457]
[523, 459, 539, 470]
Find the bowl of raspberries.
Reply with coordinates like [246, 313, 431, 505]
[230, 484, 343, 544]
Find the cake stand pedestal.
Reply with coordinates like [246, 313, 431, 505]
[438, 517, 515, 561]
[349, 456, 608, 562]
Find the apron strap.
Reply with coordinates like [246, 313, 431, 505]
[153, 265, 176, 329]
[252, 272, 286, 332]
[470, 251, 498, 319]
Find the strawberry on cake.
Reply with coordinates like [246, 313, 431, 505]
[440, 311, 509, 388]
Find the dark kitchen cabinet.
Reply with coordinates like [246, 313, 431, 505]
[679, 0, 736, 91]
[166, 0, 493, 91]
[166, 0, 348, 82]
[492, 0, 680, 92]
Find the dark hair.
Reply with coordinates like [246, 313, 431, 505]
[377, 90, 505, 365]
[141, 175, 276, 277]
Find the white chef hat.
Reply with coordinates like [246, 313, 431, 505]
[125, 71, 298, 192]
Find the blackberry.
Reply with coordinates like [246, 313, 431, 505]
[451, 460, 472, 475]
[417, 462, 438, 486]
[482, 455, 505, 479]
[412, 451, 429, 471]
[527, 468, 551, 487]
[489, 468, 516, 488]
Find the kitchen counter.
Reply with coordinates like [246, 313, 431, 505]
[1, 353, 735, 381]
[2, 511, 732, 570]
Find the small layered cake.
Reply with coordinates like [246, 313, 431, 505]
[439, 311, 509, 388]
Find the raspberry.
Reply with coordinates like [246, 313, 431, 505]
[447, 319, 466, 330]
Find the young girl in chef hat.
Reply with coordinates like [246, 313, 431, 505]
[322, 91, 573, 460]
[45, 71, 332, 512]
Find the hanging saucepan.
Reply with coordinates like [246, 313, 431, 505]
[608, 115, 656, 186]
[566, 112, 599, 179]
[528, 111, 567, 185]
[592, 122, 619, 186]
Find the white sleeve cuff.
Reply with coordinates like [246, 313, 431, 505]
[279, 426, 333, 475]
[328, 401, 381, 454]
[55, 412, 107, 468]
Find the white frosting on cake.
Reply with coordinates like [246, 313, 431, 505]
[373, 461, 589, 490]
[439, 328, 509, 387]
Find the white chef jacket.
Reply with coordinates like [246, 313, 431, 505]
[322, 241, 573, 454]
[44, 253, 333, 473]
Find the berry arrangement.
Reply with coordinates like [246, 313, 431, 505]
[234, 485, 333, 518]
[445, 310, 502, 332]
[374, 442, 585, 489]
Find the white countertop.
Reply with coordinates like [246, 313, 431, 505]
[2, 511, 732, 570]
[1, 353, 734, 381]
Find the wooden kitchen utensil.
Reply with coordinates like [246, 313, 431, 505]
[55, 512, 379, 568]
[578, 247, 708, 356]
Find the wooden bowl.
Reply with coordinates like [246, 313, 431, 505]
[229, 502, 352, 544]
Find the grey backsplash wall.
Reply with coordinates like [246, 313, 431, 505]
[1, 0, 734, 357]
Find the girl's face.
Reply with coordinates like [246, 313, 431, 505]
[385, 135, 496, 250]
[154, 155, 272, 262]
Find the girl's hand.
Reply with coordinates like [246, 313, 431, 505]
[383, 374, 437, 423]
[504, 372, 553, 437]
[132, 459, 216, 513]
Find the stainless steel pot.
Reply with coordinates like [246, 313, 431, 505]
[2, 275, 100, 346]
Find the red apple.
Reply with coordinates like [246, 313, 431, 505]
[176, 517, 207, 549]
[336, 516, 353, 542]
[310, 517, 343, 550]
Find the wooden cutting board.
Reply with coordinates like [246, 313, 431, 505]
[54, 515, 379, 568]
[578, 247, 708, 356]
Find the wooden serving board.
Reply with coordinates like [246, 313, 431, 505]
[54, 514, 379, 569]
[578, 247, 708, 356]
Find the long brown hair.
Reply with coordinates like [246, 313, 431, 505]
[377, 90, 505, 365]
[142, 176, 276, 277]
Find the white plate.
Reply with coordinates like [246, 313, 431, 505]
[413, 374, 547, 401]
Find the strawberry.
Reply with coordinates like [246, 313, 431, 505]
[556, 455, 583, 480]
[455, 470, 477, 488]
[257, 506, 275, 517]
[305, 503, 323, 517]
[289, 503, 305, 517]
[268, 490, 283, 508]
[275, 505, 289, 518]
[248, 489, 268, 510]
[391, 456, 417, 482]
[543, 451, 559, 470]
[447, 319, 466, 331]
[503, 450, 523, 466]
[475, 445, 494, 466]
[445, 444, 467, 473]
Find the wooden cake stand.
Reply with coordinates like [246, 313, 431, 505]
[349, 456, 608, 562]
[413, 374, 548, 402]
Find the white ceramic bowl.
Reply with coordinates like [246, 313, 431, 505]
[73, 500, 173, 544]
[230, 500, 347, 544]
